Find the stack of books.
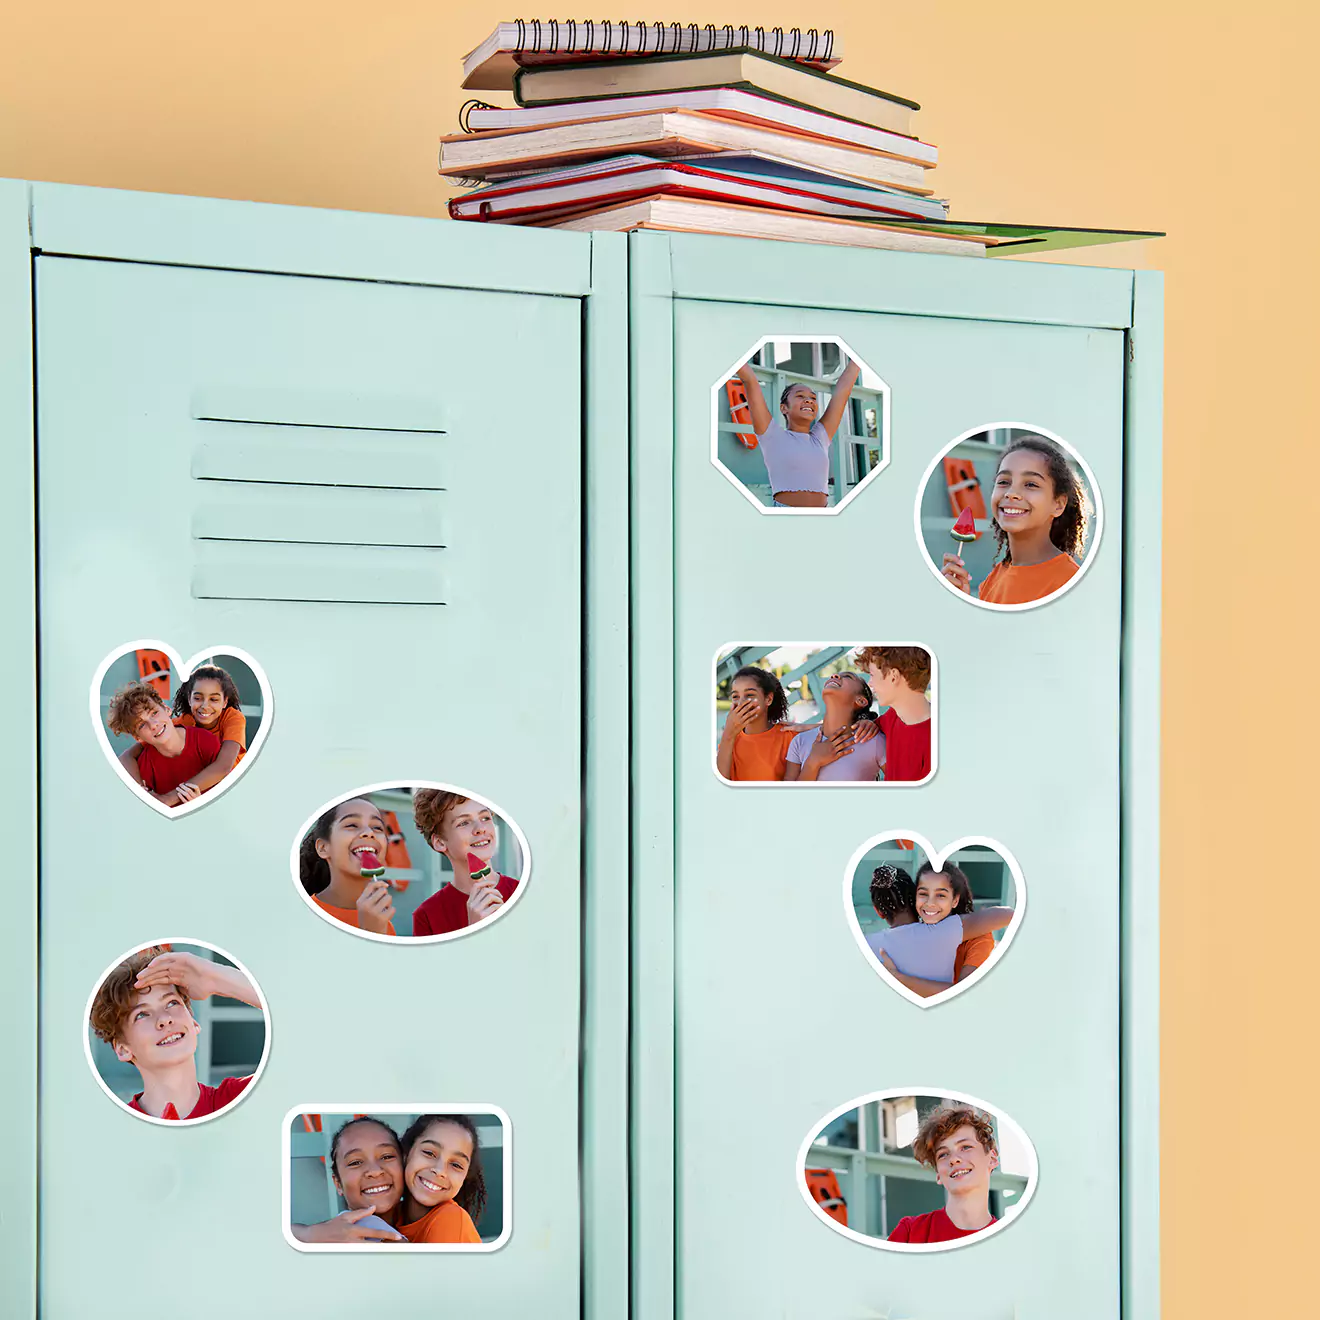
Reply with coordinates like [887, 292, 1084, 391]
[441, 19, 992, 256]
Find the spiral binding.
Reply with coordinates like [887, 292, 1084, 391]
[503, 18, 834, 61]
[458, 98, 499, 134]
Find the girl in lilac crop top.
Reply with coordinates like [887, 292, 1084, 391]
[733, 358, 864, 509]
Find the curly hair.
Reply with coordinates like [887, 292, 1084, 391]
[400, 1114, 487, 1225]
[412, 789, 473, 848]
[106, 680, 168, 738]
[911, 1103, 998, 1169]
[914, 860, 975, 916]
[299, 797, 381, 895]
[88, 944, 190, 1044]
[172, 664, 241, 720]
[992, 435, 1090, 564]
[329, 1116, 401, 1186]
[869, 864, 917, 922]
[853, 647, 932, 694]
[729, 666, 789, 725]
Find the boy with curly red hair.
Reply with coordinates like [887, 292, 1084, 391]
[888, 1103, 1000, 1243]
[854, 646, 932, 783]
[106, 680, 221, 807]
[410, 790, 519, 937]
[89, 946, 261, 1121]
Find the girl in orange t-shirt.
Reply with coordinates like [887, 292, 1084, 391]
[118, 663, 248, 802]
[396, 1114, 486, 1245]
[299, 796, 398, 936]
[716, 664, 878, 782]
[876, 860, 1007, 999]
[941, 435, 1090, 606]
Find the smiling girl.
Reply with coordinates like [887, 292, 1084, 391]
[299, 797, 397, 935]
[734, 358, 862, 509]
[941, 435, 1091, 605]
[411, 790, 519, 936]
[784, 671, 885, 782]
[292, 1117, 407, 1243]
[717, 665, 880, 783]
[397, 1114, 487, 1244]
[869, 864, 1013, 995]
[118, 664, 247, 804]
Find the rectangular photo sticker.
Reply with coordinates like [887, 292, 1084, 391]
[282, 1104, 511, 1253]
[713, 643, 937, 787]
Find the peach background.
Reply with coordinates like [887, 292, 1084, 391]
[3, 2, 1316, 1313]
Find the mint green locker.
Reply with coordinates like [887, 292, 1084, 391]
[629, 232, 1161, 1320]
[4, 181, 630, 1319]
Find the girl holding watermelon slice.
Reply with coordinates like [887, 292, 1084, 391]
[941, 435, 1091, 606]
[299, 797, 398, 936]
[734, 358, 862, 509]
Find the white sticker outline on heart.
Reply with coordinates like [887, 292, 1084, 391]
[842, 831, 1026, 1009]
[89, 639, 274, 820]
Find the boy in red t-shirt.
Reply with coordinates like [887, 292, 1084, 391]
[888, 1104, 1000, 1244]
[855, 646, 933, 783]
[410, 789, 519, 937]
[106, 681, 221, 807]
[88, 946, 261, 1122]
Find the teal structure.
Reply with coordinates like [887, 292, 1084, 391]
[3, 179, 1161, 1318]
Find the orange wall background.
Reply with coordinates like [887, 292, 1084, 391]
[4, 2, 1316, 1313]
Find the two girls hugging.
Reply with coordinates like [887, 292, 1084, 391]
[717, 647, 932, 784]
[300, 789, 518, 937]
[941, 433, 1093, 606]
[866, 862, 1012, 998]
[108, 663, 248, 807]
[293, 1114, 490, 1245]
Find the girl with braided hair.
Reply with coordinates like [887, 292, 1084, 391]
[941, 434, 1091, 605]
[734, 357, 862, 508]
[865, 863, 1013, 996]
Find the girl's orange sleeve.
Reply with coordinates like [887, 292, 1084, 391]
[953, 933, 997, 980]
[218, 706, 248, 751]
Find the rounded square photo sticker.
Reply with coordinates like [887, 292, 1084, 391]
[283, 1106, 511, 1252]
[714, 644, 935, 785]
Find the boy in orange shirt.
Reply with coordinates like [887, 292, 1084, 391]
[89, 945, 262, 1122]
[888, 1104, 1000, 1244]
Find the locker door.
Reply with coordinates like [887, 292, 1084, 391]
[36, 256, 583, 1316]
[663, 293, 1126, 1319]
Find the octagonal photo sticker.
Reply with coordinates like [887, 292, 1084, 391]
[712, 336, 890, 513]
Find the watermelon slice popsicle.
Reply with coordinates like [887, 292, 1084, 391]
[467, 852, 495, 885]
[951, 506, 977, 549]
[357, 849, 387, 880]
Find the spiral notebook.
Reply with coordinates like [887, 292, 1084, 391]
[462, 19, 842, 90]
